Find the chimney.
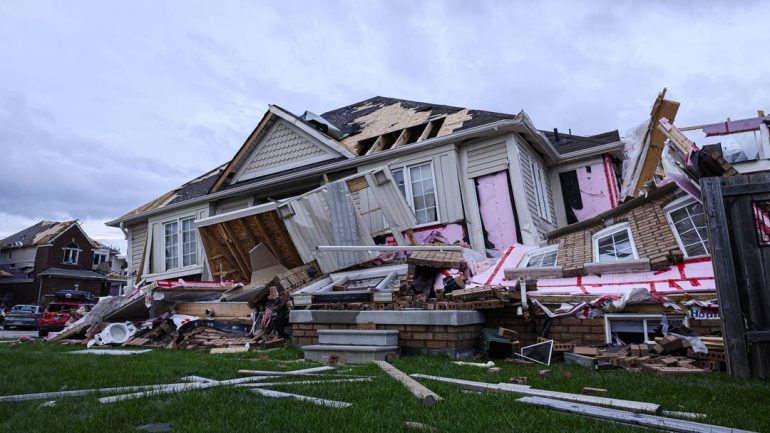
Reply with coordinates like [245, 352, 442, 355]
[553, 128, 560, 143]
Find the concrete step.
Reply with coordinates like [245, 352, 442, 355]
[303, 345, 399, 364]
[318, 330, 399, 346]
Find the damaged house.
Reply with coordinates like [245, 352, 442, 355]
[0, 221, 126, 305]
[107, 96, 623, 284]
[98, 96, 628, 358]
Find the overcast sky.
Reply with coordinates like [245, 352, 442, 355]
[1, 1, 767, 253]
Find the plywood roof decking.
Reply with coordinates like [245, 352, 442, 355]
[1, 220, 77, 248]
[199, 211, 303, 283]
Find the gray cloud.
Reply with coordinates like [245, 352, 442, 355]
[1, 0, 768, 243]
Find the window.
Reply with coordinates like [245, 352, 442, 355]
[181, 218, 197, 267]
[531, 161, 551, 221]
[592, 223, 638, 262]
[604, 314, 687, 345]
[62, 243, 80, 264]
[93, 252, 108, 266]
[522, 245, 558, 268]
[163, 217, 198, 271]
[665, 199, 710, 257]
[391, 162, 439, 225]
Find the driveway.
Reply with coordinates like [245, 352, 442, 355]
[0, 328, 38, 340]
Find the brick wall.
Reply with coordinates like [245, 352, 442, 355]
[688, 319, 722, 336]
[486, 307, 607, 346]
[292, 323, 483, 353]
[552, 192, 683, 276]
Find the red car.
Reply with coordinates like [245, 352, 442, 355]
[37, 300, 93, 337]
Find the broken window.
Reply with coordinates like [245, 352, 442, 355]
[93, 252, 108, 266]
[391, 162, 438, 225]
[604, 314, 687, 345]
[523, 245, 558, 268]
[62, 243, 80, 264]
[592, 223, 638, 262]
[666, 199, 710, 257]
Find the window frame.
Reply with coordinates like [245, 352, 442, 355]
[390, 161, 440, 227]
[161, 216, 199, 272]
[604, 313, 689, 344]
[664, 197, 710, 258]
[93, 251, 108, 266]
[62, 243, 81, 265]
[592, 222, 639, 263]
[521, 245, 559, 268]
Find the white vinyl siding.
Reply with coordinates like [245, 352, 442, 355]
[666, 199, 710, 257]
[593, 223, 639, 263]
[516, 138, 557, 239]
[466, 140, 508, 178]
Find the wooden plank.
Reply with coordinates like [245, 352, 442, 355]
[220, 223, 252, 279]
[700, 177, 752, 379]
[517, 396, 756, 433]
[237, 378, 373, 387]
[249, 388, 351, 408]
[373, 360, 442, 406]
[200, 228, 247, 283]
[410, 374, 659, 414]
[632, 95, 680, 196]
[0, 382, 197, 403]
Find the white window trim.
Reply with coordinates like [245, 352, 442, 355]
[62, 244, 81, 265]
[391, 161, 440, 228]
[664, 197, 710, 258]
[161, 216, 199, 272]
[604, 313, 689, 344]
[531, 160, 552, 222]
[93, 251, 109, 265]
[592, 222, 639, 262]
[520, 245, 559, 268]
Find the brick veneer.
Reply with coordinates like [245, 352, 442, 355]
[292, 323, 483, 352]
[551, 191, 683, 276]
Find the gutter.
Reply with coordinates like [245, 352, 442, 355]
[555, 140, 625, 165]
[106, 117, 527, 227]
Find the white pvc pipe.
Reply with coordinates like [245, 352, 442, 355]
[317, 245, 462, 252]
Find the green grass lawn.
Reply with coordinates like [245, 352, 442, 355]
[0, 342, 768, 433]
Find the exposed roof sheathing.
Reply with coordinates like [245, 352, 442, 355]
[1, 220, 77, 248]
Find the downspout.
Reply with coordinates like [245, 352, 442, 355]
[36, 277, 44, 305]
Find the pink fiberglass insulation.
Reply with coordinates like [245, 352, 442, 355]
[467, 244, 536, 288]
[476, 171, 518, 251]
[571, 160, 617, 221]
[474, 251, 715, 296]
[530, 257, 715, 296]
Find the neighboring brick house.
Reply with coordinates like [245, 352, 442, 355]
[0, 221, 125, 305]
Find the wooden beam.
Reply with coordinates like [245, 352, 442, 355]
[220, 223, 252, 279]
[392, 129, 411, 148]
[417, 121, 436, 142]
[632, 91, 680, 196]
[373, 361, 442, 406]
[365, 135, 387, 156]
[237, 218, 258, 249]
[200, 228, 248, 283]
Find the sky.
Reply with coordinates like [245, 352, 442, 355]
[1, 1, 768, 254]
